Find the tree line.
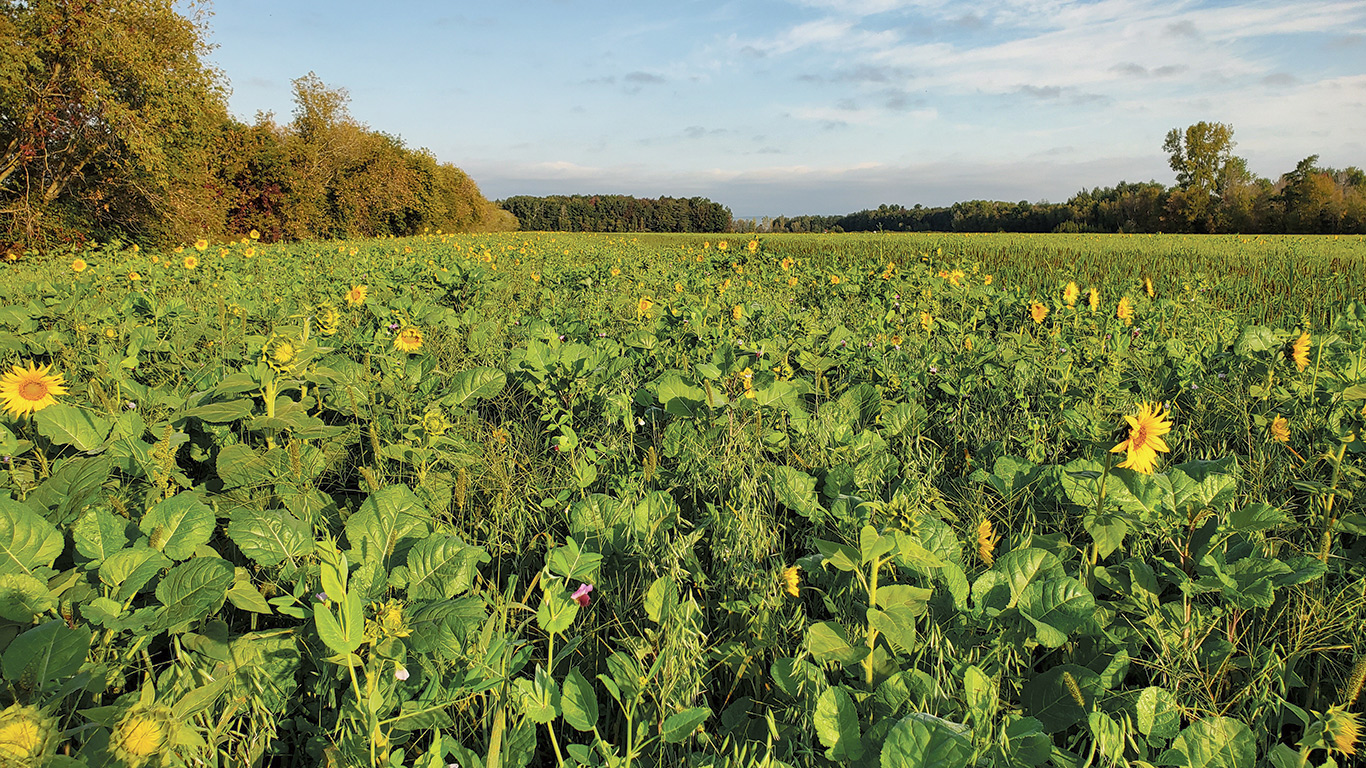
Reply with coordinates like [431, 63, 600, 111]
[745, 124, 1366, 235]
[498, 194, 732, 233]
[1, 0, 511, 251]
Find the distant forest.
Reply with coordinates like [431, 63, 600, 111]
[498, 195, 733, 233]
[749, 124, 1366, 235]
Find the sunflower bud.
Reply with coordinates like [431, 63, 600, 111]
[111, 704, 175, 767]
[0, 705, 56, 763]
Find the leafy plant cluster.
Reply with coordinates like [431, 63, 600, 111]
[0, 231, 1361, 767]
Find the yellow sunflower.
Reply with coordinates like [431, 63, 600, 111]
[782, 566, 800, 597]
[0, 704, 55, 762]
[182, 255, 198, 270]
[345, 285, 368, 307]
[1144, 277, 1155, 298]
[780, 256, 794, 271]
[1110, 401, 1173, 474]
[1291, 331, 1311, 372]
[1270, 415, 1290, 443]
[71, 258, 88, 273]
[1063, 281, 1079, 307]
[920, 311, 933, 333]
[193, 238, 208, 252]
[394, 326, 423, 353]
[111, 704, 174, 767]
[249, 228, 260, 240]
[1030, 302, 1049, 324]
[637, 296, 654, 319]
[1088, 287, 1100, 312]
[0, 361, 67, 418]
[1117, 296, 1134, 325]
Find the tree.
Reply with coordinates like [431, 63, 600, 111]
[1163, 121, 1241, 232]
[0, 0, 227, 245]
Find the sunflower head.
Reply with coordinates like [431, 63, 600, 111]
[1088, 287, 1100, 312]
[394, 326, 423, 353]
[182, 255, 198, 270]
[344, 285, 368, 307]
[1030, 302, 1049, 324]
[420, 408, 450, 439]
[1063, 281, 1079, 307]
[1291, 331, 1311, 372]
[193, 239, 208, 252]
[780, 256, 794, 271]
[637, 296, 654, 318]
[976, 519, 1001, 566]
[1117, 296, 1134, 324]
[0, 361, 67, 418]
[732, 304, 744, 322]
[782, 566, 800, 597]
[1270, 415, 1290, 443]
[1110, 401, 1173, 475]
[1324, 706, 1361, 756]
[0, 704, 56, 763]
[249, 228, 260, 240]
[111, 704, 175, 767]
[262, 334, 300, 374]
[920, 311, 933, 333]
[71, 258, 88, 273]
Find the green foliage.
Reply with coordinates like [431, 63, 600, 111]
[0, 231, 1360, 767]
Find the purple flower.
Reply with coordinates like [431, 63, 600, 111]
[387, 322, 400, 330]
[315, 592, 328, 602]
[929, 366, 938, 374]
[571, 583, 594, 608]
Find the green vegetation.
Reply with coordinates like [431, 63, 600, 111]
[498, 195, 733, 233]
[0, 1, 510, 252]
[0, 231, 1362, 767]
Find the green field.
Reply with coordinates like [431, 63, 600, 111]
[0, 231, 1363, 767]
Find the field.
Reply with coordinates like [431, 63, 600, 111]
[0, 230, 1364, 768]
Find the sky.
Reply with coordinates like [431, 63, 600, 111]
[197, 0, 1366, 218]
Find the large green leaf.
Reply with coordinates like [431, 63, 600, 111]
[0, 498, 63, 576]
[35, 403, 112, 451]
[1136, 687, 1181, 740]
[1159, 717, 1255, 768]
[772, 465, 822, 520]
[345, 485, 431, 565]
[561, 667, 599, 732]
[443, 367, 507, 408]
[996, 548, 1063, 607]
[226, 507, 311, 567]
[405, 535, 488, 600]
[155, 557, 234, 631]
[1, 620, 91, 689]
[25, 455, 115, 524]
[808, 622, 867, 665]
[880, 713, 972, 768]
[1019, 577, 1095, 648]
[656, 374, 706, 418]
[661, 706, 711, 744]
[0, 572, 54, 621]
[1021, 664, 1102, 733]
[1169, 458, 1239, 513]
[100, 546, 171, 601]
[140, 492, 215, 561]
[72, 507, 131, 562]
[216, 444, 278, 490]
[815, 686, 864, 762]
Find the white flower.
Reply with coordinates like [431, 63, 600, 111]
[395, 666, 410, 681]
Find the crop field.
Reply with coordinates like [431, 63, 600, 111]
[0, 230, 1364, 768]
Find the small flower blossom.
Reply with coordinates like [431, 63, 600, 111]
[571, 583, 593, 608]
[395, 666, 410, 681]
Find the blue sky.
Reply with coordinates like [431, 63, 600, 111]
[199, 0, 1366, 218]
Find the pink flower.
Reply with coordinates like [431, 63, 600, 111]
[571, 583, 593, 608]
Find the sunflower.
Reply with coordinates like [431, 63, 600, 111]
[193, 239, 208, 252]
[249, 228, 260, 240]
[637, 296, 654, 319]
[1063, 281, 1079, 307]
[976, 519, 1001, 566]
[1088, 287, 1100, 312]
[610, 266, 621, 277]
[1291, 331, 1311, 372]
[1030, 302, 1049, 324]
[244, 247, 256, 258]
[71, 258, 88, 272]
[829, 274, 842, 285]
[1117, 296, 1134, 325]
[716, 241, 729, 251]
[128, 271, 142, 281]
[782, 566, 800, 597]
[1270, 415, 1290, 443]
[920, 311, 933, 333]
[0, 704, 55, 762]
[182, 255, 198, 270]
[111, 704, 174, 767]
[394, 326, 423, 353]
[732, 304, 744, 322]
[1110, 401, 1173, 475]
[1144, 277, 1155, 298]
[780, 256, 794, 271]
[262, 335, 299, 374]
[0, 361, 67, 418]
[983, 274, 993, 286]
[747, 239, 759, 252]
[344, 284, 368, 307]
